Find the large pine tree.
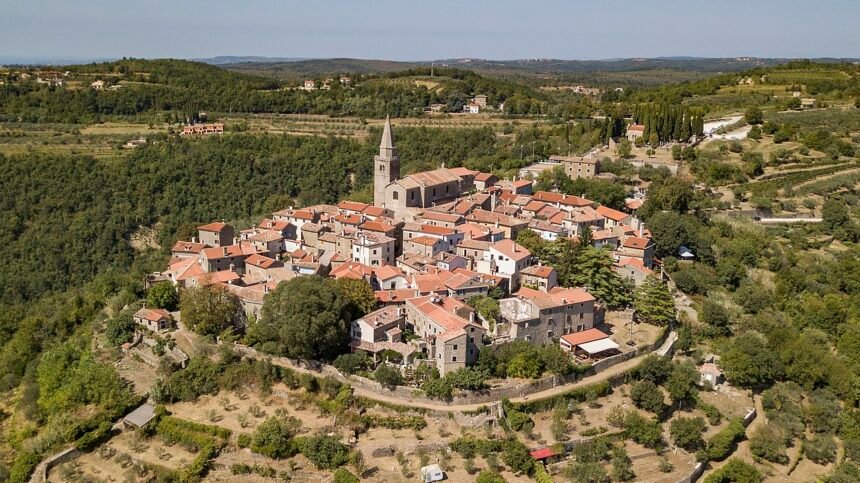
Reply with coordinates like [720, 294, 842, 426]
[633, 276, 676, 326]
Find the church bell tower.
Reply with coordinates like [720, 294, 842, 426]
[373, 115, 400, 207]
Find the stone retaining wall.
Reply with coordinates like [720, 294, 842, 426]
[231, 325, 674, 409]
[28, 447, 80, 483]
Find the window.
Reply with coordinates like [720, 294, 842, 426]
[453, 344, 458, 350]
[469, 349, 474, 355]
[373, 249, 377, 255]
[393, 191, 399, 200]
[379, 164, 385, 171]
[469, 337, 474, 343]
[452, 356, 457, 362]
[411, 191, 415, 200]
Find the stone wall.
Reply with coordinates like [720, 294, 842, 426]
[28, 447, 80, 483]
[230, 325, 674, 409]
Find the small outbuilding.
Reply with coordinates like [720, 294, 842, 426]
[529, 447, 560, 464]
[123, 403, 157, 430]
[560, 328, 619, 358]
[420, 463, 445, 482]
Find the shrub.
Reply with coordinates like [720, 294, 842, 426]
[296, 435, 350, 469]
[74, 421, 113, 451]
[333, 353, 372, 375]
[670, 417, 706, 452]
[333, 468, 360, 483]
[703, 458, 762, 483]
[750, 424, 788, 464]
[803, 434, 837, 464]
[249, 413, 300, 459]
[373, 365, 403, 387]
[475, 470, 507, 483]
[630, 380, 664, 414]
[705, 419, 746, 462]
[446, 367, 488, 390]
[147, 282, 179, 311]
[501, 438, 534, 475]
[506, 409, 534, 433]
[624, 411, 664, 449]
[422, 377, 453, 400]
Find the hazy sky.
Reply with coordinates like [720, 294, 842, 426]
[2, 0, 859, 62]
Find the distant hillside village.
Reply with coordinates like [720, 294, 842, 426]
[148, 117, 658, 376]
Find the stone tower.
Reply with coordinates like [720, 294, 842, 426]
[373, 115, 400, 207]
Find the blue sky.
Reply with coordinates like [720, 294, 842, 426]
[2, 0, 858, 62]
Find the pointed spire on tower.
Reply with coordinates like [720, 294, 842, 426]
[379, 115, 395, 155]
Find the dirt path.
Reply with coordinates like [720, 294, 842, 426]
[238, 331, 676, 413]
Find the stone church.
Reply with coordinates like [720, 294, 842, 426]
[373, 116, 475, 219]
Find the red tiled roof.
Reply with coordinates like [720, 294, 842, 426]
[522, 265, 555, 278]
[529, 447, 558, 460]
[561, 328, 609, 347]
[375, 288, 419, 303]
[622, 236, 651, 250]
[171, 241, 207, 253]
[491, 239, 531, 262]
[201, 242, 260, 260]
[625, 199, 644, 210]
[338, 200, 370, 212]
[360, 220, 396, 233]
[245, 253, 280, 269]
[408, 235, 442, 247]
[419, 211, 463, 224]
[628, 123, 645, 132]
[330, 261, 374, 280]
[447, 166, 478, 177]
[134, 307, 170, 321]
[197, 222, 228, 232]
[596, 205, 629, 222]
[421, 225, 455, 236]
[362, 206, 389, 217]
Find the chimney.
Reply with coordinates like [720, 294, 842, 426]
[229, 263, 235, 272]
[264, 284, 269, 294]
[192, 236, 197, 243]
[222, 246, 228, 256]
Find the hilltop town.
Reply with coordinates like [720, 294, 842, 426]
[2, 55, 860, 483]
[149, 116, 659, 380]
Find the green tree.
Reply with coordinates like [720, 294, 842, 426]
[297, 435, 351, 469]
[105, 310, 137, 346]
[250, 412, 301, 459]
[616, 138, 632, 158]
[180, 285, 242, 336]
[250, 276, 350, 361]
[501, 438, 534, 475]
[701, 299, 731, 335]
[568, 462, 609, 483]
[720, 332, 781, 389]
[335, 278, 376, 318]
[749, 423, 788, 464]
[666, 362, 699, 409]
[630, 380, 664, 414]
[611, 446, 635, 481]
[670, 417, 706, 451]
[634, 276, 676, 326]
[569, 246, 631, 309]
[373, 364, 403, 387]
[703, 458, 762, 483]
[744, 106, 763, 125]
[475, 470, 507, 483]
[147, 283, 179, 311]
[803, 434, 837, 464]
